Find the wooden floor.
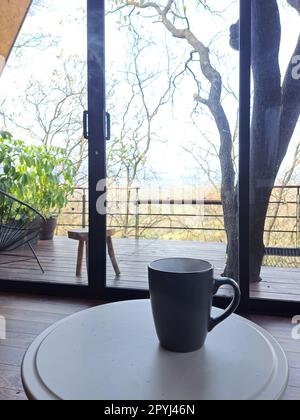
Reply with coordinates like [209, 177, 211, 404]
[0, 293, 299, 400]
[0, 237, 300, 301]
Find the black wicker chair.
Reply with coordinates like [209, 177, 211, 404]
[0, 190, 45, 273]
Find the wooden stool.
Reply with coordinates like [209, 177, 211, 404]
[68, 229, 121, 277]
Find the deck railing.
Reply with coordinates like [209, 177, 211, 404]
[57, 185, 300, 247]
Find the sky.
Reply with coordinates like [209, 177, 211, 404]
[0, 0, 299, 190]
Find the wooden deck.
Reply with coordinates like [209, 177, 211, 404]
[0, 236, 299, 301]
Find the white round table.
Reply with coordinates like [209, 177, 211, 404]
[22, 300, 288, 401]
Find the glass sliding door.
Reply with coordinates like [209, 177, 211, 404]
[1, 0, 298, 313]
[248, 0, 300, 305]
[0, 0, 106, 295]
[104, 0, 240, 298]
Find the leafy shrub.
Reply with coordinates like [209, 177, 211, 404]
[0, 131, 76, 218]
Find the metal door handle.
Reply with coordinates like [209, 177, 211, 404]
[83, 110, 89, 140]
[105, 112, 111, 141]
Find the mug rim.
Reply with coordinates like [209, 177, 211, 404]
[148, 258, 213, 274]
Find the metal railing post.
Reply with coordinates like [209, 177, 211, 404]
[82, 188, 87, 229]
[297, 186, 300, 247]
[135, 187, 140, 239]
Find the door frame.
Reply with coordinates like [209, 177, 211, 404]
[1, 0, 300, 316]
[96, 0, 300, 315]
[0, 0, 106, 299]
[86, 0, 148, 301]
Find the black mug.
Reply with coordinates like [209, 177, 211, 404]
[148, 258, 241, 353]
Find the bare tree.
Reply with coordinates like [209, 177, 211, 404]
[107, 21, 176, 235]
[0, 57, 88, 184]
[12, 0, 59, 58]
[110, 0, 300, 283]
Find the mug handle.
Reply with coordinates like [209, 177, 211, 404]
[208, 277, 241, 332]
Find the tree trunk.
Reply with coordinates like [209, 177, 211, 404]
[248, 0, 282, 282]
[223, 210, 239, 280]
[206, 98, 239, 281]
[226, 0, 300, 283]
[249, 187, 273, 282]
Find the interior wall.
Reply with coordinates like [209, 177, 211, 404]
[0, 0, 32, 74]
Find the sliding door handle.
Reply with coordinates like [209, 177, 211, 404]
[83, 110, 89, 140]
[105, 112, 111, 141]
[83, 110, 111, 141]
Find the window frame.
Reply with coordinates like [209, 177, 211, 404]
[1, 0, 300, 317]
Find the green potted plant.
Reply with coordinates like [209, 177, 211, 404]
[0, 131, 76, 240]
